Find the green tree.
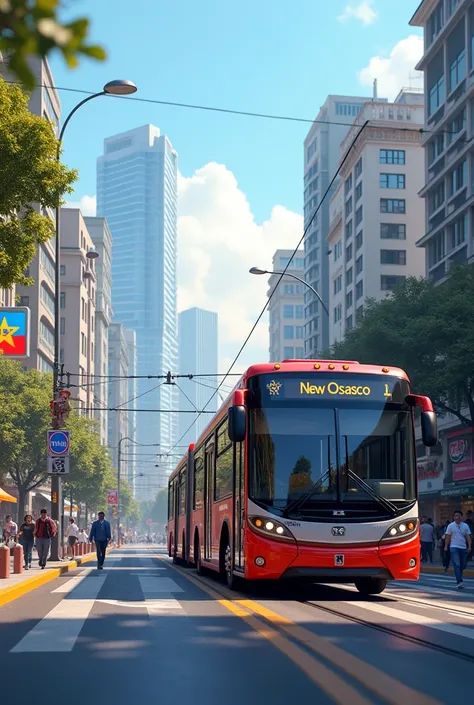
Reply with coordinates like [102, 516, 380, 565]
[151, 488, 168, 527]
[0, 76, 77, 288]
[331, 266, 474, 426]
[0, 0, 106, 90]
[291, 456, 312, 476]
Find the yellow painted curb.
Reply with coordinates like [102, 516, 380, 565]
[0, 547, 114, 608]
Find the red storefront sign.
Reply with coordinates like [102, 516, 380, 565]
[446, 428, 474, 482]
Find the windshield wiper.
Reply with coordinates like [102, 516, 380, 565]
[281, 469, 331, 518]
[344, 468, 398, 514]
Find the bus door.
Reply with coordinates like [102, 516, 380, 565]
[173, 480, 179, 558]
[204, 441, 215, 562]
[234, 441, 244, 571]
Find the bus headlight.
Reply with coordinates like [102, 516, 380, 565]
[249, 516, 295, 541]
[381, 518, 418, 541]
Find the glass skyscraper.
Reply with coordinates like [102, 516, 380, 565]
[97, 125, 178, 476]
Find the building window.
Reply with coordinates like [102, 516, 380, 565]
[294, 257, 304, 268]
[450, 48, 466, 92]
[429, 134, 444, 164]
[447, 108, 466, 144]
[346, 290, 353, 309]
[355, 206, 363, 226]
[346, 267, 353, 286]
[356, 280, 363, 300]
[81, 297, 86, 321]
[380, 150, 405, 165]
[40, 321, 54, 351]
[284, 325, 294, 339]
[345, 220, 353, 240]
[430, 182, 445, 213]
[429, 74, 445, 115]
[295, 305, 304, 319]
[284, 346, 294, 358]
[346, 243, 353, 261]
[60, 292, 65, 309]
[380, 173, 405, 189]
[447, 213, 467, 250]
[283, 284, 295, 295]
[60, 264, 66, 275]
[356, 255, 363, 275]
[40, 285, 55, 315]
[345, 174, 353, 195]
[449, 160, 467, 196]
[355, 181, 362, 201]
[381, 249, 406, 265]
[356, 231, 363, 250]
[60, 317, 65, 334]
[381, 223, 406, 239]
[334, 241, 343, 261]
[333, 275, 342, 295]
[283, 305, 294, 318]
[380, 199, 406, 214]
[336, 103, 362, 117]
[356, 305, 364, 321]
[295, 326, 304, 339]
[334, 304, 342, 323]
[428, 2, 443, 44]
[381, 275, 406, 291]
[346, 315, 353, 330]
[428, 231, 446, 267]
[345, 197, 353, 218]
[81, 332, 87, 356]
[306, 138, 317, 163]
[295, 346, 304, 358]
[355, 157, 362, 179]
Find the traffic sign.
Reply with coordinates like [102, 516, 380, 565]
[146, 519, 153, 526]
[47, 430, 70, 456]
[48, 456, 70, 474]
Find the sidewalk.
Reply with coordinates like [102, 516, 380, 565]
[421, 562, 474, 578]
[0, 548, 104, 608]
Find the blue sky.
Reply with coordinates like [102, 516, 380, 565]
[53, 0, 422, 220]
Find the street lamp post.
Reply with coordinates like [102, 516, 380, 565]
[50, 79, 138, 561]
[249, 266, 329, 316]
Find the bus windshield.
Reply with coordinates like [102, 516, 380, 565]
[248, 373, 416, 517]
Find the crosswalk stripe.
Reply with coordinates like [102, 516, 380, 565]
[51, 569, 93, 593]
[138, 575, 183, 614]
[347, 600, 474, 640]
[10, 577, 106, 653]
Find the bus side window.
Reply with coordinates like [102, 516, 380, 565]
[215, 420, 233, 500]
[168, 480, 174, 520]
[194, 447, 204, 510]
[179, 468, 187, 515]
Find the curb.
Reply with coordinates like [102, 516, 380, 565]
[0, 547, 114, 608]
[421, 565, 474, 578]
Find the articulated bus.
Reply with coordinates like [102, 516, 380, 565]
[167, 359, 438, 595]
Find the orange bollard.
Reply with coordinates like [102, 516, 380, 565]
[0, 545, 10, 579]
[13, 544, 23, 574]
[79, 543, 84, 555]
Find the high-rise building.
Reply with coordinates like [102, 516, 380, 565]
[1, 56, 61, 373]
[58, 209, 97, 414]
[97, 125, 179, 471]
[108, 322, 130, 475]
[327, 91, 426, 346]
[84, 216, 113, 445]
[178, 307, 218, 449]
[125, 328, 137, 492]
[303, 94, 380, 357]
[410, 0, 474, 282]
[267, 250, 305, 361]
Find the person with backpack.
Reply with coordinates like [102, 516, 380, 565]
[34, 509, 57, 569]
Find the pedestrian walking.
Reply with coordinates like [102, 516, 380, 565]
[3, 514, 18, 546]
[445, 510, 472, 590]
[66, 517, 80, 560]
[465, 510, 474, 563]
[34, 509, 57, 569]
[18, 515, 35, 569]
[89, 511, 111, 570]
[439, 521, 451, 572]
[419, 517, 435, 563]
[78, 528, 88, 544]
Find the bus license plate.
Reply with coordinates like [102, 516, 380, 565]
[334, 554, 344, 567]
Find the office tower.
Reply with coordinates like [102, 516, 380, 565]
[303, 94, 379, 357]
[84, 216, 113, 445]
[59, 209, 97, 414]
[410, 0, 474, 281]
[97, 126, 179, 471]
[267, 250, 305, 361]
[125, 328, 137, 492]
[108, 323, 130, 475]
[178, 307, 218, 449]
[327, 90, 426, 346]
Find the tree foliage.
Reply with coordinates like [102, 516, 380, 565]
[330, 266, 474, 426]
[0, 76, 77, 287]
[0, 0, 106, 90]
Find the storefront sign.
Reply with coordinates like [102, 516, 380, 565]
[446, 428, 474, 482]
[417, 458, 445, 494]
[440, 484, 474, 497]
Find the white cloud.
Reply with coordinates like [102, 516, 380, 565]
[66, 194, 97, 216]
[338, 1, 377, 25]
[358, 35, 424, 100]
[178, 163, 303, 372]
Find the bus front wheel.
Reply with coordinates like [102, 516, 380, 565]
[354, 578, 387, 595]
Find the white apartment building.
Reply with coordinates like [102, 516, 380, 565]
[410, 0, 474, 280]
[268, 250, 305, 361]
[327, 91, 426, 346]
[59, 209, 97, 414]
[108, 322, 131, 478]
[84, 216, 113, 445]
[303, 94, 378, 357]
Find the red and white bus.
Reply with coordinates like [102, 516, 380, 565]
[167, 359, 437, 595]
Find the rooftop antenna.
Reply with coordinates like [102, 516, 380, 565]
[373, 78, 378, 101]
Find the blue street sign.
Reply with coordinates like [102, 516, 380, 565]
[47, 430, 70, 456]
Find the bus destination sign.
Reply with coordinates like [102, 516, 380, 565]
[264, 375, 406, 403]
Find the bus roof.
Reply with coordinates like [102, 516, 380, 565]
[167, 359, 409, 483]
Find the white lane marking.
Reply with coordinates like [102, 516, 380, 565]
[98, 598, 181, 610]
[348, 600, 474, 640]
[51, 569, 93, 593]
[11, 577, 106, 653]
[448, 611, 474, 621]
[137, 577, 183, 594]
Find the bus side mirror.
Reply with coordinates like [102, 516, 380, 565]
[228, 406, 246, 443]
[405, 394, 438, 447]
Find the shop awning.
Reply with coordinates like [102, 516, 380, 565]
[0, 488, 17, 503]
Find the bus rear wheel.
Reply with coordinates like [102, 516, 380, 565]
[354, 578, 387, 595]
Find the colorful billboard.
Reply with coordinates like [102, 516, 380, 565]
[0, 307, 30, 358]
[446, 428, 474, 483]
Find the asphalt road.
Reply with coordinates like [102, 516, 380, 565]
[1, 546, 473, 705]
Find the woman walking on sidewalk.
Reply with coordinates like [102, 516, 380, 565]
[18, 515, 35, 569]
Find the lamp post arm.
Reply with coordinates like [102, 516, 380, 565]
[270, 270, 329, 317]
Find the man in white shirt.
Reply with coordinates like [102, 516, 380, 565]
[65, 518, 80, 560]
[445, 510, 472, 589]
